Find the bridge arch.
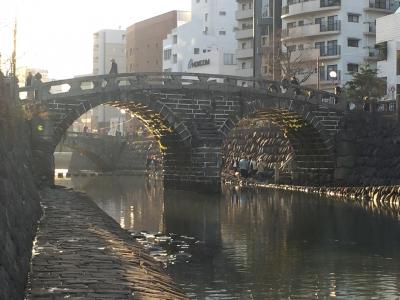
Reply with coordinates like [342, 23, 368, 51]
[20, 73, 342, 191]
[219, 95, 339, 185]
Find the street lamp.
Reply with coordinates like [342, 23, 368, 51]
[329, 70, 337, 93]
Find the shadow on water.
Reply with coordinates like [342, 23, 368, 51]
[60, 175, 400, 299]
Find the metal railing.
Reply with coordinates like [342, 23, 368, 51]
[369, 0, 397, 10]
[282, 20, 340, 38]
[318, 45, 341, 57]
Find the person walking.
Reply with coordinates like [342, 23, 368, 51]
[109, 59, 118, 74]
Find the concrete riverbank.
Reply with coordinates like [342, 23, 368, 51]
[26, 187, 187, 299]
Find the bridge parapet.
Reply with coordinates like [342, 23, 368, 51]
[18, 72, 343, 109]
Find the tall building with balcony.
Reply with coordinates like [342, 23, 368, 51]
[235, 0, 282, 79]
[281, 0, 399, 91]
[163, 0, 236, 75]
[126, 11, 191, 73]
[376, 8, 400, 102]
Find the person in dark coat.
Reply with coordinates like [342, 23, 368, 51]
[25, 72, 33, 86]
[109, 59, 118, 74]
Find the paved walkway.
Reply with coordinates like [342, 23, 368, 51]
[26, 187, 187, 300]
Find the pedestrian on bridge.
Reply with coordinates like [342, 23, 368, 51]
[109, 59, 118, 74]
[25, 72, 33, 86]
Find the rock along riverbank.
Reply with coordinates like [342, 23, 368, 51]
[26, 187, 187, 300]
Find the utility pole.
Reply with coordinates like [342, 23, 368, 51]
[11, 19, 17, 76]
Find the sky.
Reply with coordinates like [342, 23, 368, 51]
[0, 0, 191, 79]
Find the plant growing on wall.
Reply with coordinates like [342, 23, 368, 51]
[344, 64, 386, 102]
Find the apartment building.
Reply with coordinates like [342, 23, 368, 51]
[93, 29, 126, 75]
[163, 0, 236, 75]
[92, 29, 126, 133]
[376, 8, 400, 102]
[126, 11, 191, 73]
[281, 0, 398, 91]
[235, 0, 282, 79]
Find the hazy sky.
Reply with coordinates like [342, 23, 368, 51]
[0, 0, 191, 79]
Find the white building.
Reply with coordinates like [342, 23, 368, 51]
[93, 29, 126, 75]
[281, 0, 398, 91]
[377, 8, 400, 101]
[92, 29, 126, 132]
[163, 0, 237, 75]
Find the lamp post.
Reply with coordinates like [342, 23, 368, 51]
[329, 70, 337, 93]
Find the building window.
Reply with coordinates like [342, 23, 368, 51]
[224, 53, 235, 65]
[315, 42, 325, 56]
[173, 35, 178, 44]
[164, 49, 172, 60]
[242, 3, 246, 10]
[219, 11, 226, 16]
[348, 38, 359, 47]
[347, 63, 359, 73]
[249, 2, 252, 9]
[219, 30, 226, 35]
[348, 13, 359, 23]
[298, 44, 304, 50]
[242, 62, 246, 69]
[242, 42, 246, 49]
[327, 40, 338, 55]
[397, 50, 400, 75]
[173, 54, 177, 64]
[194, 48, 200, 54]
[205, 13, 208, 22]
[298, 20, 304, 26]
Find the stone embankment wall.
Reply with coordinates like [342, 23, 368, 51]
[222, 122, 292, 172]
[0, 75, 41, 299]
[334, 115, 400, 186]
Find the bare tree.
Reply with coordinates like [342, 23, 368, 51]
[266, 31, 317, 84]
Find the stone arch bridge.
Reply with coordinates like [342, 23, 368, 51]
[19, 72, 346, 191]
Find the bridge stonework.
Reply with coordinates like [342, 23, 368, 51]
[20, 73, 344, 192]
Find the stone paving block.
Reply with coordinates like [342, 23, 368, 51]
[25, 187, 187, 299]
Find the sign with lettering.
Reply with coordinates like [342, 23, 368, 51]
[188, 58, 210, 69]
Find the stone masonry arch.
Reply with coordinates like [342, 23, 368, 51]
[20, 72, 343, 191]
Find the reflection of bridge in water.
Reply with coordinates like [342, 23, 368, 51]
[19, 72, 397, 191]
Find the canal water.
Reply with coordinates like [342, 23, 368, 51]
[57, 175, 400, 299]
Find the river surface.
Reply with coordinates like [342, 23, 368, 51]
[57, 175, 400, 299]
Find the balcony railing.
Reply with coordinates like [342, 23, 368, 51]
[282, 20, 340, 39]
[318, 45, 341, 57]
[287, 0, 341, 6]
[366, 47, 385, 60]
[369, 0, 396, 10]
[282, 0, 341, 16]
[365, 22, 376, 34]
[320, 0, 341, 7]
[320, 20, 341, 32]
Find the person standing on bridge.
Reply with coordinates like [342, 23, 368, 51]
[109, 59, 118, 74]
[25, 72, 33, 86]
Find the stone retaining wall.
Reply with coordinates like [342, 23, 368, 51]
[334, 115, 400, 186]
[0, 75, 41, 299]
